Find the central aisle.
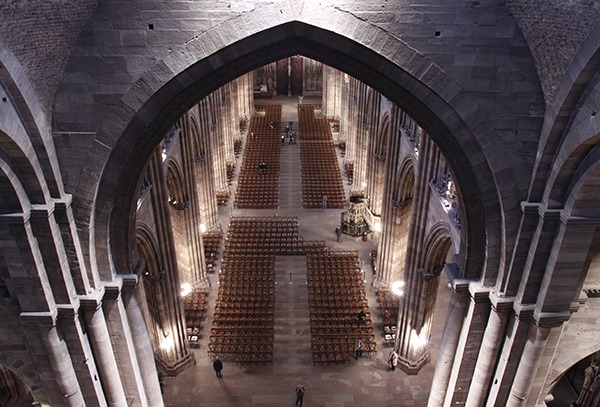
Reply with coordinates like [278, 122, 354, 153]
[273, 256, 312, 372]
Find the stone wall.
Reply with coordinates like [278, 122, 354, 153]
[503, 0, 600, 105]
[0, 0, 100, 113]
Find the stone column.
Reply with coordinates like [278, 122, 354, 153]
[29, 203, 78, 304]
[486, 303, 535, 406]
[122, 275, 164, 407]
[80, 289, 128, 407]
[56, 305, 106, 407]
[444, 284, 491, 407]
[103, 282, 149, 407]
[427, 277, 470, 407]
[505, 313, 568, 407]
[375, 105, 402, 285]
[53, 196, 94, 294]
[465, 294, 514, 407]
[21, 312, 86, 407]
[351, 81, 369, 196]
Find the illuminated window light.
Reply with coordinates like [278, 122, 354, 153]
[180, 282, 192, 297]
[391, 280, 405, 296]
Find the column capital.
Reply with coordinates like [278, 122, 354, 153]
[56, 304, 80, 321]
[489, 292, 514, 313]
[513, 301, 535, 321]
[444, 263, 474, 296]
[30, 203, 56, 218]
[52, 195, 74, 211]
[121, 274, 139, 292]
[104, 280, 123, 301]
[20, 310, 58, 327]
[469, 282, 490, 303]
[79, 287, 105, 311]
[534, 310, 570, 328]
[520, 201, 542, 214]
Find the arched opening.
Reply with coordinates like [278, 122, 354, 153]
[83, 21, 506, 405]
[90, 22, 501, 283]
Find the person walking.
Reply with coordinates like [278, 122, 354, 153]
[389, 349, 398, 372]
[295, 384, 306, 407]
[335, 226, 341, 242]
[355, 339, 365, 359]
[213, 356, 223, 378]
[322, 195, 327, 212]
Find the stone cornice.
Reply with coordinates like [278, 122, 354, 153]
[56, 303, 80, 320]
[20, 310, 58, 327]
[53, 195, 74, 211]
[489, 292, 514, 313]
[79, 287, 105, 311]
[469, 283, 490, 303]
[0, 212, 31, 225]
[30, 203, 56, 218]
[121, 274, 139, 292]
[104, 280, 123, 301]
[512, 301, 535, 321]
[533, 310, 571, 328]
[560, 214, 600, 227]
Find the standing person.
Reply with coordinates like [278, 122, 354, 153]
[322, 195, 327, 212]
[355, 339, 365, 359]
[389, 349, 398, 372]
[213, 356, 223, 378]
[281, 134, 285, 145]
[295, 384, 306, 407]
[335, 226, 341, 242]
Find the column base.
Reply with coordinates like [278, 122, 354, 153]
[155, 352, 196, 376]
[398, 353, 430, 375]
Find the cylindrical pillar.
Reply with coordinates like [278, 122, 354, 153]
[506, 323, 550, 407]
[123, 276, 165, 407]
[465, 295, 513, 407]
[81, 292, 128, 407]
[428, 280, 470, 406]
[21, 312, 86, 407]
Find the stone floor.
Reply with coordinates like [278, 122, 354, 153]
[161, 95, 452, 407]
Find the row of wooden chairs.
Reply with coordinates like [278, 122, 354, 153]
[297, 107, 347, 208]
[307, 251, 376, 364]
[209, 217, 284, 364]
[203, 230, 222, 273]
[376, 289, 400, 321]
[183, 290, 209, 348]
[234, 105, 282, 208]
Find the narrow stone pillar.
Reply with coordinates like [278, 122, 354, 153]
[486, 303, 535, 406]
[80, 289, 128, 407]
[53, 196, 93, 294]
[103, 283, 149, 407]
[56, 305, 107, 407]
[122, 275, 165, 407]
[465, 294, 514, 407]
[427, 278, 470, 407]
[444, 284, 491, 407]
[505, 313, 568, 407]
[21, 312, 86, 407]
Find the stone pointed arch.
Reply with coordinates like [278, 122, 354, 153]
[393, 157, 415, 204]
[85, 17, 507, 283]
[421, 222, 453, 275]
[166, 159, 187, 210]
[375, 114, 390, 159]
